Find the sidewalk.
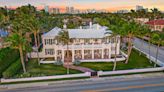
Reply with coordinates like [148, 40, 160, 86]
[0, 72, 164, 90]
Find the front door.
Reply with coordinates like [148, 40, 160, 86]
[64, 50, 72, 63]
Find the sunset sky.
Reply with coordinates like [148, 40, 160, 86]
[0, 0, 164, 12]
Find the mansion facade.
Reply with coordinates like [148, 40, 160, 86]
[39, 23, 121, 63]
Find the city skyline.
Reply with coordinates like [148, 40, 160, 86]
[0, 0, 164, 12]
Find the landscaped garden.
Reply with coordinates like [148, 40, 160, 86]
[13, 60, 82, 78]
[77, 49, 155, 71]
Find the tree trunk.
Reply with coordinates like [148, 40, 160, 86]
[66, 43, 69, 74]
[113, 36, 117, 71]
[19, 45, 26, 73]
[139, 37, 144, 56]
[37, 33, 40, 47]
[34, 32, 40, 65]
[125, 34, 132, 64]
[154, 43, 160, 67]
[148, 37, 152, 63]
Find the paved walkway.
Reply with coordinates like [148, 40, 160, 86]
[63, 64, 95, 72]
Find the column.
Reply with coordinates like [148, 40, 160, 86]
[82, 50, 84, 59]
[109, 44, 111, 59]
[92, 43, 94, 59]
[92, 49, 94, 59]
[62, 49, 64, 62]
[102, 49, 104, 59]
[117, 36, 120, 54]
[54, 49, 57, 61]
[72, 49, 75, 62]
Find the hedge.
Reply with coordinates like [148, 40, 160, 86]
[3, 59, 22, 78]
[0, 48, 19, 77]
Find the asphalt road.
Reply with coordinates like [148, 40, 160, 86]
[1, 73, 164, 92]
[133, 37, 164, 63]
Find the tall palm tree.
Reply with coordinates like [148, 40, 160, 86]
[109, 25, 119, 71]
[152, 33, 160, 67]
[138, 25, 149, 56]
[6, 18, 28, 73]
[152, 32, 164, 67]
[57, 30, 70, 74]
[123, 21, 138, 64]
[28, 16, 41, 65]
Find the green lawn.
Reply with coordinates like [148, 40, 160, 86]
[15, 60, 82, 78]
[77, 49, 155, 71]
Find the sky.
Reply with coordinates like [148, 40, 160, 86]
[0, 0, 164, 12]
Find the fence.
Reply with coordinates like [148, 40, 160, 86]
[98, 67, 164, 76]
[133, 46, 164, 67]
[1, 72, 90, 83]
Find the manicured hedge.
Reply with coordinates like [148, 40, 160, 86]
[0, 48, 19, 77]
[3, 59, 22, 78]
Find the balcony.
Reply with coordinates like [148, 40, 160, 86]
[55, 43, 112, 50]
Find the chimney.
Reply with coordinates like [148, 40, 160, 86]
[79, 26, 82, 29]
[63, 24, 67, 29]
[96, 24, 100, 30]
[89, 22, 92, 28]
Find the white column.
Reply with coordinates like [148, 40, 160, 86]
[72, 44, 75, 62]
[102, 49, 104, 59]
[82, 45, 84, 59]
[117, 36, 120, 54]
[109, 44, 111, 59]
[62, 49, 64, 62]
[91, 43, 94, 59]
[54, 49, 57, 61]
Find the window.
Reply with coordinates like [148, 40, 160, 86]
[45, 49, 54, 55]
[44, 39, 47, 45]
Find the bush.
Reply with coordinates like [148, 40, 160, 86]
[54, 60, 63, 65]
[3, 59, 22, 78]
[0, 48, 19, 77]
[73, 59, 81, 65]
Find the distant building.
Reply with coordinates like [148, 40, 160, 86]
[66, 6, 74, 14]
[134, 18, 149, 25]
[52, 8, 60, 14]
[116, 10, 129, 13]
[136, 5, 144, 11]
[44, 5, 49, 13]
[145, 19, 164, 32]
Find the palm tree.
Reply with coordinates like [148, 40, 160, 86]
[6, 18, 28, 73]
[147, 30, 153, 63]
[137, 25, 149, 56]
[152, 32, 164, 67]
[152, 33, 160, 67]
[109, 25, 119, 71]
[28, 16, 41, 65]
[0, 13, 5, 26]
[57, 30, 70, 74]
[123, 21, 138, 64]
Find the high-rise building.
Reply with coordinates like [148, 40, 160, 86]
[136, 5, 144, 11]
[65, 6, 74, 14]
[53, 8, 60, 14]
[116, 10, 129, 13]
[44, 5, 49, 13]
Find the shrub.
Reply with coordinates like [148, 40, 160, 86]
[2, 59, 22, 79]
[0, 48, 19, 77]
[73, 59, 81, 65]
[54, 60, 63, 65]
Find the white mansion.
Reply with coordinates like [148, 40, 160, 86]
[38, 23, 122, 63]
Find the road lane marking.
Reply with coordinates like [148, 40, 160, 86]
[81, 83, 164, 92]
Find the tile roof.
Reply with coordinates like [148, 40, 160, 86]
[145, 19, 164, 25]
